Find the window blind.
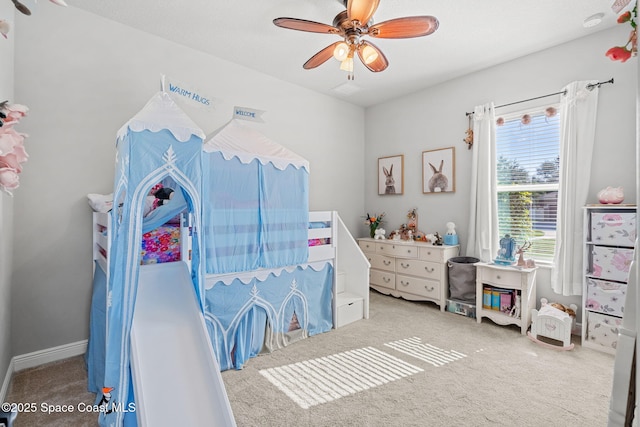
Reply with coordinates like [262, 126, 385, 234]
[496, 110, 560, 262]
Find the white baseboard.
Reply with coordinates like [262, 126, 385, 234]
[13, 340, 87, 372]
[0, 340, 88, 402]
[0, 357, 14, 403]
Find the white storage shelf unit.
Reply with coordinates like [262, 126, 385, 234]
[582, 205, 637, 354]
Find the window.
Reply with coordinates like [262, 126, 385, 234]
[495, 107, 560, 262]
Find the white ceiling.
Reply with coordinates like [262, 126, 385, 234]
[64, 0, 621, 107]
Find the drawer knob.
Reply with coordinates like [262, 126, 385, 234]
[425, 267, 434, 273]
[383, 277, 391, 283]
[427, 251, 432, 255]
[425, 285, 434, 292]
[407, 249, 412, 253]
[496, 275, 501, 279]
[384, 260, 391, 266]
[401, 262, 409, 268]
[401, 280, 409, 286]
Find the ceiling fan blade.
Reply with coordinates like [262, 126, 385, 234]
[273, 17, 340, 35]
[347, 0, 380, 25]
[303, 41, 342, 69]
[369, 16, 439, 39]
[357, 40, 388, 72]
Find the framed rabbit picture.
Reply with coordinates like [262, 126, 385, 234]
[378, 154, 404, 195]
[422, 147, 455, 194]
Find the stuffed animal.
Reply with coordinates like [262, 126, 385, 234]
[433, 232, 443, 246]
[374, 228, 386, 240]
[549, 302, 577, 319]
[143, 183, 175, 216]
[154, 187, 174, 206]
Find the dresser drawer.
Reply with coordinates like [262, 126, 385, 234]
[591, 212, 636, 247]
[366, 253, 395, 271]
[590, 246, 634, 283]
[418, 246, 443, 262]
[586, 278, 627, 317]
[358, 240, 376, 253]
[586, 311, 622, 351]
[396, 274, 440, 299]
[478, 267, 522, 289]
[370, 269, 395, 290]
[396, 258, 440, 281]
[376, 242, 417, 258]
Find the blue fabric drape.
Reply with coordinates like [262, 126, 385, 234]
[86, 261, 106, 394]
[259, 163, 309, 269]
[203, 153, 260, 273]
[203, 152, 309, 274]
[101, 128, 204, 427]
[204, 263, 333, 371]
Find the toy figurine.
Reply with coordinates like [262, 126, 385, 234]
[433, 232, 443, 246]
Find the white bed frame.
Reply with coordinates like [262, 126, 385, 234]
[92, 210, 369, 329]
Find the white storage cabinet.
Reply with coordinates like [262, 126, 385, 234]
[582, 205, 636, 354]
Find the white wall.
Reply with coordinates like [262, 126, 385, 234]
[0, 0, 15, 394]
[8, 6, 638, 356]
[365, 26, 638, 316]
[11, 6, 365, 355]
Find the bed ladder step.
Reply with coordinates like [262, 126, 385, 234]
[335, 270, 363, 328]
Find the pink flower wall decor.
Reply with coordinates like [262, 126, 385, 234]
[606, 2, 638, 62]
[0, 102, 30, 195]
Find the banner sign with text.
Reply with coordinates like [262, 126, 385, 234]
[233, 106, 265, 123]
[162, 75, 215, 110]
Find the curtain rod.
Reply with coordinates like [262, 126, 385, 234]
[464, 78, 614, 117]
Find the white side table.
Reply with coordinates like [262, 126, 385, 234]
[475, 262, 537, 335]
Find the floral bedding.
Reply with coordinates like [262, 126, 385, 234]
[140, 225, 181, 265]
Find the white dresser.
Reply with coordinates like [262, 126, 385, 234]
[358, 238, 459, 311]
[582, 205, 636, 354]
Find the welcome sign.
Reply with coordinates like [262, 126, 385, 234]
[233, 106, 265, 123]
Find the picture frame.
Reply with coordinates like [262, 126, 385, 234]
[422, 147, 455, 194]
[378, 155, 404, 195]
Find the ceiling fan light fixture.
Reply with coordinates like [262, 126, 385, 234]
[361, 44, 379, 64]
[333, 42, 349, 61]
[340, 56, 354, 72]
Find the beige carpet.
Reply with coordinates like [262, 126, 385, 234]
[6, 290, 616, 426]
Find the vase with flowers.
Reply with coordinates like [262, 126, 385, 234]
[365, 212, 385, 238]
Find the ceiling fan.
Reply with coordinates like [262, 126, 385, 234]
[273, 0, 439, 79]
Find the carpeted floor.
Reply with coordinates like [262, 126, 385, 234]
[6, 290, 616, 426]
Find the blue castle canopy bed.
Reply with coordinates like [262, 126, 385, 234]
[87, 92, 346, 426]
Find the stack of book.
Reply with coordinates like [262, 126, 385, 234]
[482, 286, 516, 314]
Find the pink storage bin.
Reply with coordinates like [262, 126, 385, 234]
[586, 311, 622, 351]
[590, 212, 636, 247]
[585, 278, 626, 317]
[590, 246, 634, 283]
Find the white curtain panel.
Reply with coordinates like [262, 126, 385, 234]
[551, 80, 599, 296]
[466, 103, 498, 262]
